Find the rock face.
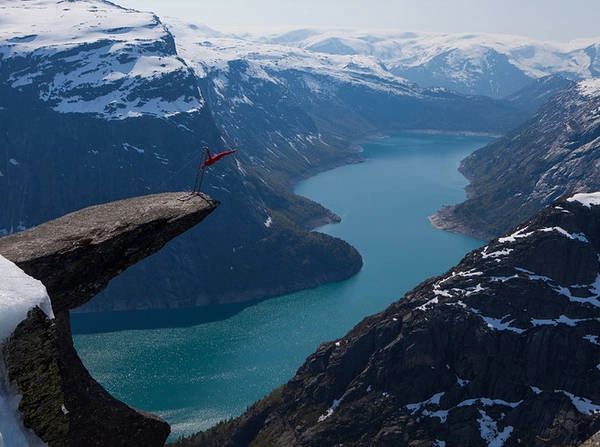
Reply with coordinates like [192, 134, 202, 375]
[176, 194, 600, 446]
[0, 192, 218, 447]
[433, 79, 600, 240]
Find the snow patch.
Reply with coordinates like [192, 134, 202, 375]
[482, 248, 513, 259]
[478, 410, 514, 447]
[567, 192, 600, 208]
[577, 79, 600, 98]
[264, 216, 272, 228]
[406, 392, 445, 413]
[555, 390, 600, 415]
[531, 314, 588, 327]
[530, 386, 543, 395]
[498, 227, 534, 243]
[317, 396, 343, 422]
[0, 255, 53, 340]
[415, 297, 438, 312]
[469, 308, 525, 334]
[0, 255, 53, 446]
[584, 335, 600, 346]
[457, 376, 470, 387]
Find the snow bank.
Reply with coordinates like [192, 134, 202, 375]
[0, 256, 53, 340]
[567, 192, 600, 208]
[0, 255, 53, 446]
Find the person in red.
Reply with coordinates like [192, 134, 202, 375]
[193, 146, 237, 192]
[201, 146, 237, 169]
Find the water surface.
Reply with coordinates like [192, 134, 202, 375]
[72, 133, 489, 439]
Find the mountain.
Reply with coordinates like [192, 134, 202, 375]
[172, 193, 600, 447]
[252, 29, 600, 98]
[505, 75, 574, 114]
[0, 0, 529, 311]
[432, 79, 600, 240]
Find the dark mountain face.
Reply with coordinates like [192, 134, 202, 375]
[174, 194, 600, 447]
[433, 80, 600, 240]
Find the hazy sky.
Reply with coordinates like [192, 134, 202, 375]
[115, 0, 600, 42]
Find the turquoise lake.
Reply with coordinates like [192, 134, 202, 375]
[72, 133, 490, 440]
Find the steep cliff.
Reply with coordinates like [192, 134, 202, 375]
[174, 193, 600, 446]
[0, 192, 217, 446]
[432, 79, 600, 240]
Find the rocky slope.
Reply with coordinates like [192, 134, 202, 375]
[432, 78, 600, 240]
[0, 192, 217, 446]
[173, 193, 600, 446]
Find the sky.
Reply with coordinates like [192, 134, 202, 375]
[114, 0, 600, 42]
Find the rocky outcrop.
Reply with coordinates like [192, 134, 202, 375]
[0, 192, 218, 446]
[175, 194, 600, 446]
[433, 79, 600, 240]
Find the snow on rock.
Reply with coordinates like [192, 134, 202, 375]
[317, 396, 344, 423]
[0, 255, 53, 341]
[555, 390, 600, 415]
[498, 226, 589, 244]
[477, 409, 514, 447]
[0, 0, 204, 120]
[567, 192, 600, 208]
[0, 255, 53, 446]
[577, 79, 600, 98]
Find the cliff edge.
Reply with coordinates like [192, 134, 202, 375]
[0, 192, 218, 447]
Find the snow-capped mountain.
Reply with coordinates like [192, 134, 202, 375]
[0, 0, 203, 119]
[238, 28, 600, 98]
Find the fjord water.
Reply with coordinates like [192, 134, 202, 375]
[72, 133, 489, 439]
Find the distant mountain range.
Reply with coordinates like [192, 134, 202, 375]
[214, 27, 600, 98]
